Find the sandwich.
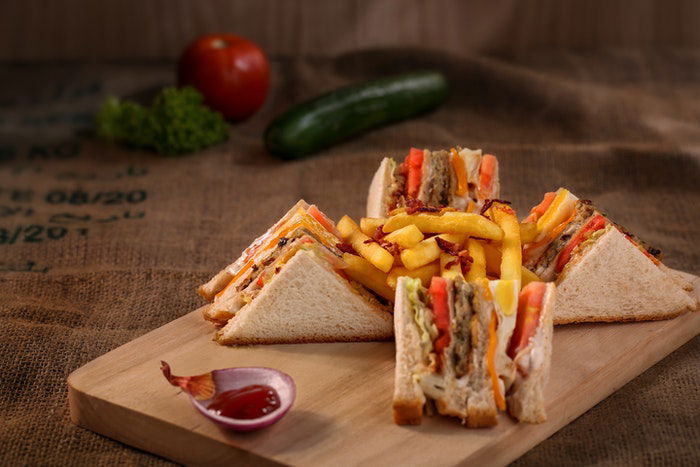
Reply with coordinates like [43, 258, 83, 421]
[366, 147, 499, 218]
[522, 188, 697, 324]
[393, 276, 555, 427]
[198, 200, 394, 344]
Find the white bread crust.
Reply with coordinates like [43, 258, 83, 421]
[366, 158, 393, 218]
[392, 277, 428, 425]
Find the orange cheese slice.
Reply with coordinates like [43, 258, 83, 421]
[450, 148, 468, 196]
[487, 310, 506, 411]
[535, 189, 576, 239]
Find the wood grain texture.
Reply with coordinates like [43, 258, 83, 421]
[3, 0, 700, 61]
[68, 272, 700, 466]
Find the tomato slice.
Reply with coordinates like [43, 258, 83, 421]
[429, 276, 450, 372]
[307, 205, 343, 239]
[450, 148, 468, 196]
[478, 154, 497, 198]
[508, 282, 546, 359]
[555, 214, 607, 273]
[405, 147, 424, 199]
[524, 192, 556, 223]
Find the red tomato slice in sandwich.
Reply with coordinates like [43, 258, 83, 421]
[405, 147, 424, 199]
[429, 276, 450, 371]
[507, 281, 546, 359]
[307, 205, 343, 239]
[478, 154, 497, 198]
[508, 282, 547, 358]
[555, 214, 607, 273]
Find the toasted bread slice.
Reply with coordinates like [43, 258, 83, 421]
[659, 263, 695, 292]
[555, 227, 697, 324]
[366, 157, 395, 219]
[215, 250, 393, 345]
[392, 277, 428, 425]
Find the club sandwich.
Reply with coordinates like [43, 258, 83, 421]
[393, 276, 555, 426]
[367, 147, 499, 217]
[521, 188, 696, 323]
[198, 200, 394, 344]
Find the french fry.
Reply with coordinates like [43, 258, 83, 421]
[465, 238, 486, 281]
[482, 242, 502, 277]
[387, 262, 440, 289]
[400, 233, 464, 270]
[360, 217, 386, 237]
[440, 253, 464, 281]
[337, 215, 358, 239]
[383, 212, 503, 241]
[489, 202, 521, 282]
[388, 207, 407, 216]
[337, 215, 394, 273]
[519, 221, 537, 244]
[342, 253, 395, 301]
[482, 242, 536, 284]
[521, 267, 541, 287]
[384, 224, 424, 249]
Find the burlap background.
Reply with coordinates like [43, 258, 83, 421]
[1, 49, 699, 464]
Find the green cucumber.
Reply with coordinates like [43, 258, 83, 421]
[264, 71, 449, 159]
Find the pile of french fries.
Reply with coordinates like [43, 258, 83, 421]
[336, 203, 540, 302]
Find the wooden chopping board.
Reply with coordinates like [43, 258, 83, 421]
[68, 272, 700, 466]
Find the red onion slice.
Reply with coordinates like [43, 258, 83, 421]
[161, 362, 295, 431]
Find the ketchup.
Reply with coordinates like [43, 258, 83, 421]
[207, 384, 281, 419]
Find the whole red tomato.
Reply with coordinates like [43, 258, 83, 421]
[178, 34, 270, 121]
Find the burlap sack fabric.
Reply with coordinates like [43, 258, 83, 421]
[1, 49, 699, 465]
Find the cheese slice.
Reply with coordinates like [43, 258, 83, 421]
[492, 280, 518, 316]
[488, 279, 520, 392]
[459, 147, 483, 186]
[535, 188, 578, 241]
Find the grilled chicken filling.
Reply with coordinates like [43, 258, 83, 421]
[387, 160, 407, 212]
[418, 150, 453, 207]
[451, 281, 474, 378]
